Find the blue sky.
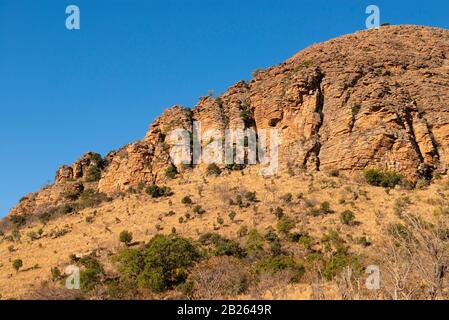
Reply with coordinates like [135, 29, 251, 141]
[1, 0, 448, 217]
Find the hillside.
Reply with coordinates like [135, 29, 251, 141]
[2, 25, 449, 300]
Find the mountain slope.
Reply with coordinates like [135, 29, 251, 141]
[2, 25, 449, 300]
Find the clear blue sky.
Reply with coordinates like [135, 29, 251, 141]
[1, 0, 448, 217]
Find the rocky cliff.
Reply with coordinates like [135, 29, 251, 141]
[8, 25, 449, 217]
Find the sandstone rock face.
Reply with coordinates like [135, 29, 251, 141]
[7, 25, 449, 217]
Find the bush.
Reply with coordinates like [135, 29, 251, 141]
[12, 259, 23, 272]
[165, 165, 178, 179]
[79, 189, 110, 208]
[320, 201, 332, 214]
[115, 235, 200, 293]
[364, 169, 402, 188]
[228, 211, 236, 222]
[322, 246, 361, 281]
[245, 229, 264, 256]
[193, 205, 205, 216]
[51, 267, 62, 282]
[217, 216, 224, 225]
[329, 170, 340, 177]
[199, 233, 246, 258]
[264, 227, 279, 242]
[255, 256, 305, 282]
[276, 216, 296, 235]
[181, 196, 193, 205]
[340, 210, 355, 225]
[245, 192, 257, 202]
[145, 185, 173, 198]
[10, 215, 26, 228]
[273, 207, 284, 220]
[79, 256, 104, 291]
[85, 166, 102, 182]
[119, 230, 133, 245]
[356, 236, 371, 247]
[238, 225, 248, 237]
[63, 189, 82, 201]
[63, 204, 75, 214]
[207, 163, 222, 176]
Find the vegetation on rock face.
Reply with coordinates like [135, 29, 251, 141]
[165, 165, 178, 179]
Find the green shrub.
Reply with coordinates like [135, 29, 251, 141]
[79, 256, 104, 291]
[12, 259, 23, 272]
[217, 216, 224, 225]
[356, 236, 372, 247]
[244, 191, 257, 202]
[63, 204, 75, 214]
[199, 233, 246, 258]
[245, 229, 264, 256]
[85, 166, 102, 182]
[79, 189, 110, 208]
[255, 256, 305, 282]
[63, 189, 82, 201]
[51, 267, 62, 282]
[119, 230, 133, 245]
[193, 205, 205, 215]
[228, 211, 236, 222]
[364, 169, 402, 188]
[322, 246, 361, 281]
[276, 216, 296, 235]
[10, 215, 26, 228]
[238, 225, 248, 237]
[351, 104, 361, 117]
[269, 240, 282, 256]
[340, 210, 355, 225]
[299, 235, 313, 250]
[273, 207, 284, 220]
[115, 235, 200, 293]
[320, 201, 332, 214]
[145, 185, 173, 198]
[329, 170, 340, 177]
[165, 165, 178, 179]
[181, 196, 193, 205]
[207, 163, 222, 176]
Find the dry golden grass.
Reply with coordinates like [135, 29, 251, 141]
[0, 167, 447, 299]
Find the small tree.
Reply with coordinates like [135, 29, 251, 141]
[165, 165, 178, 179]
[277, 216, 296, 235]
[207, 163, 222, 176]
[340, 210, 355, 225]
[13, 259, 23, 272]
[228, 211, 236, 222]
[119, 230, 133, 245]
[182, 196, 193, 205]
